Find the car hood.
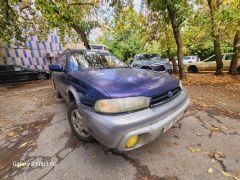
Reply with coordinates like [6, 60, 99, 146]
[133, 59, 167, 66]
[69, 68, 179, 98]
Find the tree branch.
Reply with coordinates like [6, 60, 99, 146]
[68, 2, 95, 6]
[19, 2, 34, 11]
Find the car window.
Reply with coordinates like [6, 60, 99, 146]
[0, 66, 9, 72]
[14, 66, 22, 71]
[59, 54, 67, 70]
[135, 54, 161, 61]
[68, 51, 128, 71]
[184, 56, 191, 60]
[225, 54, 233, 61]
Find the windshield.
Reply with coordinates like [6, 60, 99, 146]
[135, 54, 161, 61]
[184, 56, 192, 60]
[68, 51, 128, 71]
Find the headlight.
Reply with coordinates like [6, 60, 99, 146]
[179, 81, 183, 90]
[94, 96, 150, 113]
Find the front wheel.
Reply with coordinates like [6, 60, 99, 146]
[38, 73, 47, 80]
[68, 102, 94, 143]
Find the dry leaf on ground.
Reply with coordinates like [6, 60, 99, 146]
[7, 132, 16, 137]
[221, 170, 239, 180]
[186, 146, 201, 153]
[208, 168, 213, 174]
[18, 142, 28, 148]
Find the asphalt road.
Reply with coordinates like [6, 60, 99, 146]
[0, 78, 239, 180]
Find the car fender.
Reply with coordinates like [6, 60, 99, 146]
[66, 85, 82, 104]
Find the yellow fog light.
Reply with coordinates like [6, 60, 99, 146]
[126, 135, 139, 148]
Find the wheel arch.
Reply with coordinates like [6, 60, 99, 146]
[67, 86, 82, 105]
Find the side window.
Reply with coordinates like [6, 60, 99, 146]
[59, 54, 67, 70]
[69, 53, 90, 71]
[14, 66, 22, 71]
[225, 54, 233, 61]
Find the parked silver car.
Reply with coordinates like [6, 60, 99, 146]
[131, 53, 173, 73]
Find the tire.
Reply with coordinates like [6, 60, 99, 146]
[68, 102, 94, 143]
[38, 73, 47, 80]
[187, 66, 198, 73]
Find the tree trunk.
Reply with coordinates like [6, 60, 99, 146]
[166, 3, 185, 79]
[229, 30, 240, 75]
[165, 32, 178, 74]
[49, 0, 91, 50]
[167, 47, 178, 74]
[72, 24, 91, 49]
[208, 0, 223, 75]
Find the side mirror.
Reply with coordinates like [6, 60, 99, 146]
[49, 64, 63, 72]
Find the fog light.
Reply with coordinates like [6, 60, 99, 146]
[126, 135, 139, 148]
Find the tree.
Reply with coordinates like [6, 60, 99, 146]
[0, 0, 99, 49]
[0, 0, 33, 44]
[147, 0, 192, 79]
[229, 31, 240, 75]
[222, 0, 240, 75]
[99, 2, 146, 61]
[207, 0, 223, 75]
[144, 10, 178, 73]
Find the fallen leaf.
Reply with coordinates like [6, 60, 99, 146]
[141, 176, 148, 180]
[208, 168, 213, 174]
[187, 146, 201, 153]
[196, 133, 202, 136]
[210, 127, 220, 132]
[19, 142, 28, 148]
[7, 132, 16, 137]
[220, 125, 228, 130]
[210, 159, 215, 164]
[221, 170, 239, 180]
[215, 151, 225, 158]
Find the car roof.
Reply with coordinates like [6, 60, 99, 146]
[63, 49, 110, 54]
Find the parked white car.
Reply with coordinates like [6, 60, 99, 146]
[185, 53, 240, 73]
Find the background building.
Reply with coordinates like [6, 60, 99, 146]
[0, 29, 63, 70]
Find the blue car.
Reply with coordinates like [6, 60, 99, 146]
[49, 49, 190, 151]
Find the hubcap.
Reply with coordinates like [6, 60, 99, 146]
[71, 109, 90, 137]
[38, 73, 46, 80]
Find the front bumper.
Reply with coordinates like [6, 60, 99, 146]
[78, 89, 190, 151]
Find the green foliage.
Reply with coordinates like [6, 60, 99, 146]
[98, 4, 146, 61]
[0, 0, 99, 46]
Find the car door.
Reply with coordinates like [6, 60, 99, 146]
[11, 65, 29, 82]
[223, 53, 233, 71]
[202, 55, 216, 71]
[54, 53, 69, 101]
[0, 65, 12, 83]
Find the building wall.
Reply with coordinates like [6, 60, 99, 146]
[0, 29, 63, 70]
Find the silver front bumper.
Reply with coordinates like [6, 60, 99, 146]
[78, 89, 190, 151]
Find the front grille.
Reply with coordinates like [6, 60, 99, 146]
[150, 87, 181, 107]
[141, 66, 152, 70]
[152, 65, 166, 71]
